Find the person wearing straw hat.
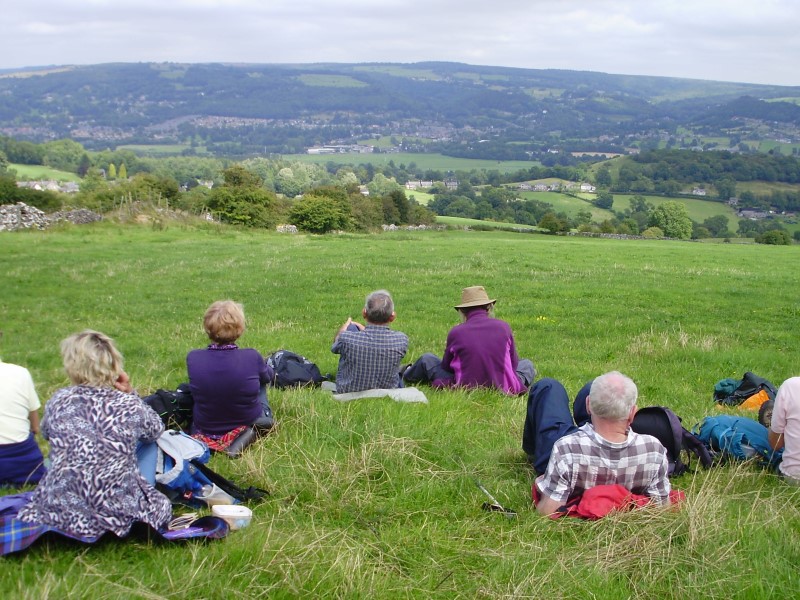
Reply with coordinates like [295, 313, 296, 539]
[402, 286, 535, 395]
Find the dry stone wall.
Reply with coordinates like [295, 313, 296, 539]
[0, 202, 102, 232]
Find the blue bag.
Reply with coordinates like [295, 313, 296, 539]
[694, 415, 782, 469]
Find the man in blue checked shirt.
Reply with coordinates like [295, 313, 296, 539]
[331, 290, 409, 393]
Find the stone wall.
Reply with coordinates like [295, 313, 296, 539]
[0, 202, 102, 232]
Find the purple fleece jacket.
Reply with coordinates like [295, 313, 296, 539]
[435, 310, 526, 395]
[186, 346, 272, 435]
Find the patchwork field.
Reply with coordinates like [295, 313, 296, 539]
[8, 163, 81, 182]
[2, 222, 799, 598]
[287, 152, 538, 173]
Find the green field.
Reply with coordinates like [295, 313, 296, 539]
[2, 222, 800, 597]
[436, 215, 539, 230]
[295, 74, 368, 88]
[116, 144, 209, 156]
[8, 163, 81, 182]
[287, 152, 538, 173]
[406, 190, 434, 205]
[518, 190, 740, 223]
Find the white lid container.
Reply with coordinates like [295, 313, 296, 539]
[211, 504, 253, 530]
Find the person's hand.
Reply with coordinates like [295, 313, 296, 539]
[114, 371, 134, 394]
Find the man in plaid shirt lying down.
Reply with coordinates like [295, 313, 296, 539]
[524, 371, 671, 516]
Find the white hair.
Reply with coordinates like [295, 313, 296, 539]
[589, 371, 637, 420]
[364, 290, 394, 324]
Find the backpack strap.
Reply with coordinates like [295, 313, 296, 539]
[191, 460, 270, 503]
[680, 428, 715, 469]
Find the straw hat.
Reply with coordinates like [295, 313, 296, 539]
[454, 286, 496, 309]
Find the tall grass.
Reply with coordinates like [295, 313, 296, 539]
[2, 222, 799, 598]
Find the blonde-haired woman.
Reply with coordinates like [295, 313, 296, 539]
[187, 300, 275, 456]
[17, 330, 172, 538]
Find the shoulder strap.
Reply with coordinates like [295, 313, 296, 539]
[191, 460, 270, 503]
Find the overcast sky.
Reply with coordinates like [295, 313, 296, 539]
[3, 1, 799, 87]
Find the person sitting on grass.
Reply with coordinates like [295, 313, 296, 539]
[768, 377, 800, 484]
[187, 300, 275, 457]
[402, 285, 535, 395]
[331, 289, 408, 393]
[17, 330, 172, 538]
[0, 342, 47, 486]
[525, 371, 671, 516]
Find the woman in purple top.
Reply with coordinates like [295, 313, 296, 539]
[403, 286, 535, 395]
[187, 301, 274, 446]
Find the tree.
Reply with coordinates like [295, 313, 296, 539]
[118, 163, 128, 180]
[77, 153, 91, 177]
[649, 201, 692, 239]
[289, 195, 350, 233]
[205, 165, 278, 227]
[595, 191, 614, 209]
[42, 139, 86, 172]
[224, 164, 263, 189]
[702, 215, 730, 238]
[444, 197, 476, 218]
[575, 210, 593, 226]
[367, 173, 402, 197]
[107, 163, 117, 179]
[595, 164, 612, 187]
[715, 178, 736, 200]
[386, 189, 411, 224]
[620, 217, 639, 235]
[538, 212, 568, 233]
[757, 230, 792, 245]
[641, 226, 664, 238]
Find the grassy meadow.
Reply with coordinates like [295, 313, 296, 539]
[287, 152, 537, 173]
[8, 163, 81, 182]
[2, 219, 800, 598]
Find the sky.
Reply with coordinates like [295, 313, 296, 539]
[3, 0, 799, 87]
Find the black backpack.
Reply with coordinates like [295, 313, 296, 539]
[713, 371, 777, 407]
[631, 406, 715, 477]
[142, 383, 194, 431]
[266, 350, 326, 388]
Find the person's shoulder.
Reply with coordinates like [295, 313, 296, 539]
[0, 360, 32, 377]
[493, 317, 514, 331]
[186, 347, 207, 359]
[237, 347, 266, 361]
[777, 377, 800, 399]
[629, 430, 668, 455]
[390, 328, 409, 341]
[553, 427, 590, 449]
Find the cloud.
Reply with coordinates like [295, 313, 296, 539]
[1, 0, 798, 86]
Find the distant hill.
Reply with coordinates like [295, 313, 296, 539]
[0, 62, 798, 158]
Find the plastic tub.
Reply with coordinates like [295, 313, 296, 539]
[211, 504, 253, 530]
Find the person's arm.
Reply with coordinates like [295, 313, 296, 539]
[646, 450, 672, 506]
[769, 384, 789, 451]
[534, 486, 563, 516]
[139, 399, 166, 442]
[29, 410, 40, 435]
[508, 328, 520, 369]
[440, 331, 456, 371]
[533, 453, 570, 516]
[333, 317, 364, 343]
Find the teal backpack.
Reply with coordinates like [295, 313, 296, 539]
[694, 415, 782, 469]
